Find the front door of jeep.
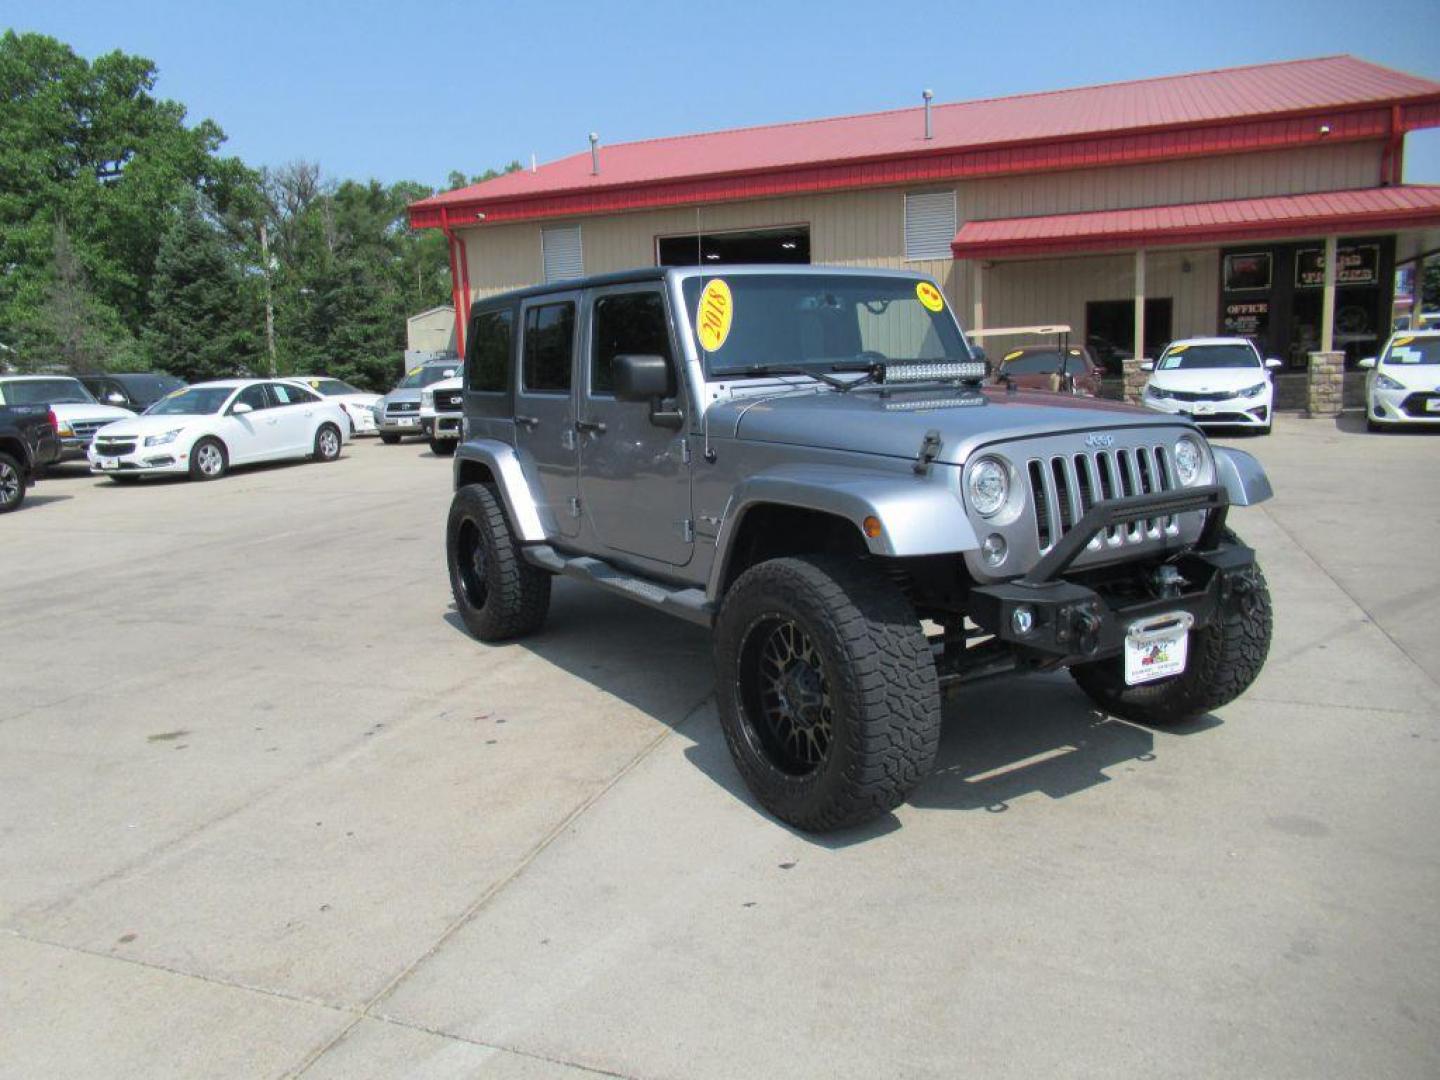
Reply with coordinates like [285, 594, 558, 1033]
[514, 295, 581, 539]
[577, 286, 693, 566]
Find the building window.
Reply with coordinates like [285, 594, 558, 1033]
[1086, 298, 1173, 372]
[656, 226, 809, 266]
[903, 191, 956, 261]
[522, 302, 575, 393]
[542, 225, 583, 283]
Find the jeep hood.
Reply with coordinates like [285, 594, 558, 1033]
[712, 385, 1190, 465]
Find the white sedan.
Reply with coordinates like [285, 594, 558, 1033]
[87, 379, 349, 482]
[1140, 337, 1282, 434]
[1360, 330, 1440, 430]
[282, 376, 381, 436]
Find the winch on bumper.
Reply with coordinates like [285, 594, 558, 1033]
[966, 485, 1259, 665]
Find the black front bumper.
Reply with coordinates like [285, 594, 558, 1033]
[968, 486, 1256, 664]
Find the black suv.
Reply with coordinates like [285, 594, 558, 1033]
[80, 373, 186, 413]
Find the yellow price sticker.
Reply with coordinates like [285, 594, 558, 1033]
[407, 367, 422, 377]
[696, 279, 733, 352]
[1168, 344, 1189, 354]
[915, 281, 945, 312]
[1003, 350, 1024, 362]
[1395, 336, 1415, 347]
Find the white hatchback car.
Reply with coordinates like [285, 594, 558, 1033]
[282, 376, 381, 436]
[1140, 337, 1282, 434]
[88, 379, 349, 482]
[1359, 330, 1440, 430]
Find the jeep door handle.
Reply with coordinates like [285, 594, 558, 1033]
[514, 415, 539, 429]
[575, 419, 607, 434]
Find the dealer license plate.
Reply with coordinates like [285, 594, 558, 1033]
[1123, 611, 1194, 686]
[1425, 399, 1440, 413]
[398, 417, 417, 427]
[99, 459, 120, 470]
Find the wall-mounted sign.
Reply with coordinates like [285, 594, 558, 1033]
[1223, 252, 1272, 291]
[1223, 300, 1269, 338]
[1295, 244, 1379, 288]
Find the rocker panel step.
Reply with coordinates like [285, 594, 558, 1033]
[522, 545, 714, 627]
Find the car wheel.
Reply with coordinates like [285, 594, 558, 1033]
[447, 483, 551, 641]
[313, 423, 342, 462]
[714, 555, 941, 831]
[1071, 528, 1272, 725]
[0, 451, 26, 513]
[189, 437, 228, 481]
[430, 438, 455, 456]
[380, 433, 401, 445]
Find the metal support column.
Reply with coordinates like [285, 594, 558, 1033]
[1321, 235, 1338, 353]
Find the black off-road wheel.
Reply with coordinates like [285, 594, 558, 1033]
[380, 432, 401, 445]
[447, 483, 550, 641]
[1071, 529, 1273, 725]
[0, 451, 26, 513]
[430, 438, 455, 456]
[714, 555, 941, 831]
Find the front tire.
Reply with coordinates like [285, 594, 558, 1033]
[446, 484, 550, 641]
[1071, 529, 1273, 725]
[313, 423, 342, 462]
[380, 432, 401, 445]
[714, 555, 941, 831]
[189, 437, 228, 481]
[0, 451, 25, 513]
[430, 438, 455, 456]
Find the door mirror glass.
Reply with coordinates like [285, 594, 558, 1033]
[1357, 356, 1376, 370]
[613, 355, 672, 402]
[232, 401, 254, 415]
[1139, 360, 1155, 372]
[106, 391, 127, 405]
[1265, 358, 1283, 370]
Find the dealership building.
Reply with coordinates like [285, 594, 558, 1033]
[411, 55, 1440, 388]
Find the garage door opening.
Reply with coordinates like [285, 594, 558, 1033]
[657, 226, 810, 267]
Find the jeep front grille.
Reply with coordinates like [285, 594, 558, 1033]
[1027, 445, 1180, 554]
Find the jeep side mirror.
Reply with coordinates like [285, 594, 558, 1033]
[232, 401, 254, 415]
[614, 355, 673, 401]
[1265, 358, 1283, 370]
[1357, 356, 1376, 370]
[1139, 360, 1155, 372]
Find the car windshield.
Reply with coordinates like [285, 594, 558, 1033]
[1382, 337, 1440, 365]
[1157, 344, 1259, 371]
[2, 378, 97, 406]
[145, 386, 234, 415]
[398, 366, 456, 389]
[681, 273, 971, 377]
[305, 378, 361, 395]
[1000, 348, 1086, 375]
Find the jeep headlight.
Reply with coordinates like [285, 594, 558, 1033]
[1375, 372, 1405, 392]
[1173, 436, 1204, 486]
[1239, 382, 1267, 398]
[967, 456, 1009, 517]
[145, 428, 183, 447]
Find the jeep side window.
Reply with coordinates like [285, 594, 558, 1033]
[468, 308, 513, 393]
[591, 292, 670, 395]
[522, 302, 575, 394]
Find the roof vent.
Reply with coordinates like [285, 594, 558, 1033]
[922, 89, 934, 140]
[589, 132, 600, 176]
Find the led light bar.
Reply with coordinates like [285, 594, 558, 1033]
[881, 360, 988, 384]
[882, 395, 987, 411]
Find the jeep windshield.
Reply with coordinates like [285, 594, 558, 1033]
[682, 274, 971, 378]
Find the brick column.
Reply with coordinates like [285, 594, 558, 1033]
[1306, 351, 1344, 417]
[1123, 357, 1147, 404]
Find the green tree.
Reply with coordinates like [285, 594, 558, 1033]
[142, 196, 263, 381]
[14, 219, 135, 372]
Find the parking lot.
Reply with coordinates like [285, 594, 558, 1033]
[3, 418, 1438, 1079]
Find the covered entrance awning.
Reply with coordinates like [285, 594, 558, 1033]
[951, 185, 1440, 260]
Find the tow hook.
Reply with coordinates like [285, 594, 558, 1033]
[1152, 563, 1187, 599]
[1054, 601, 1104, 656]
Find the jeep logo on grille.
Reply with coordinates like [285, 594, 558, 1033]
[1084, 433, 1114, 448]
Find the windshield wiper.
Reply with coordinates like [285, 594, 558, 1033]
[730, 362, 876, 391]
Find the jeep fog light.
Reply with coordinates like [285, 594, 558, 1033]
[1173, 436, 1204, 486]
[982, 533, 1007, 567]
[968, 457, 1009, 516]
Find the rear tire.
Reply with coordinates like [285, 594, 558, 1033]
[714, 555, 941, 831]
[380, 433, 401, 445]
[447, 484, 550, 641]
[0, 451, 25, 513]
[313, 423, 342, 462]
[1071, 529, 1272, 725]
[189, 437, 228, 481]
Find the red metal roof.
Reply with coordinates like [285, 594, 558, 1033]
[412, 56, 1440, 229]
[950, 185, 1440, 258]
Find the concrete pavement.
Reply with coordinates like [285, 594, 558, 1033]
[1, 419, 1437, 1078]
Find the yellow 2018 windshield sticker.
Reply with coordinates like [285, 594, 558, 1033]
[697, 279, 733, 351]
[916, 281, 945, 312]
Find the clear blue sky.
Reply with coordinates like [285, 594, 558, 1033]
[6, 0, 1440, 190]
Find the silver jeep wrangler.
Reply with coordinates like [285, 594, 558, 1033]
[445, 266, 1274, 831]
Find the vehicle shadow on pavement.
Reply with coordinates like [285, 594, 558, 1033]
[15, 493, 73, 508]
